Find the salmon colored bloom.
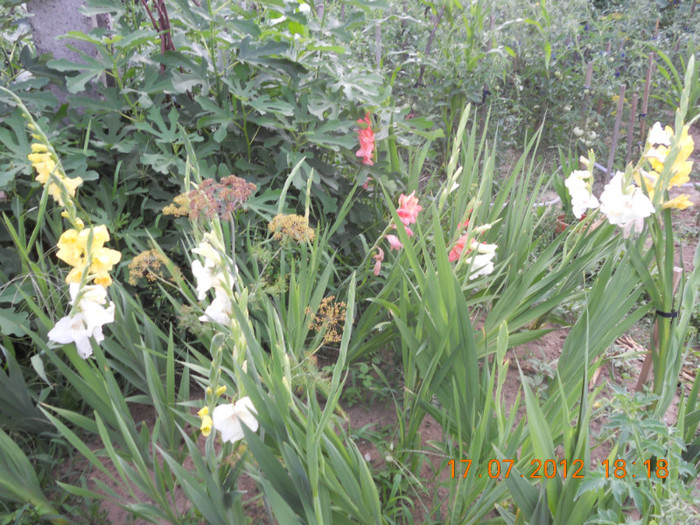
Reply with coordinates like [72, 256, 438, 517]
[448, 234, 469, 262]
[386, 235, 402, 251]
[356, 112, 375, 166]
[449, 237, 497, 279]
[373, 247, 384, 276]
[397, 191, 422, 227]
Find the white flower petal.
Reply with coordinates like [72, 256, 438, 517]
[48, 316, 76, 344]
[74, 335, 94, 359]
[212, 397, 258, 444]
[646, 122, 671, 147]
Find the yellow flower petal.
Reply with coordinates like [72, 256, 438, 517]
[662, 194, 693, 210]
[92, 273, 113, 287]
[668, 161, 692, 188]
[66, 267, 84, 284]
[200, 415, 213, 436]
[56, 229, 83, 267]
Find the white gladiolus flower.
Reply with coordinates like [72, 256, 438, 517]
[191, 258, 226, 301]
[469, 254, 495, 280]
[646, 122, 671, 147]
[191, 234, 231, 300]
[474, 241, 497, 255]
[565, 170, 599, 219]
[192, 234, 222, 266]
[599, 171, 655, 237]
[48, 283, 115, 359]
[212, 396, 258, 444]
[467, 240, 497, 280]
[199, 287, 233, 325]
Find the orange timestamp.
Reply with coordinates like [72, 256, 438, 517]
[447, 458, 669, 480]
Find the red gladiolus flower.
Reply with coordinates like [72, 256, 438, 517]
[448, 234, 469, 262]
[356, 112, 375, 166]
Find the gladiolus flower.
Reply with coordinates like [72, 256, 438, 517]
[448, 234, 469, 262]
[212, 396, 259, 444]
[47, 283, 115, 359]
[396, 191, 422, 227]
[662, 194, 693, 210]
[646, 122, 671, 148]
[28, 144, 82, 206]
[199, 286, 233, 325]
[565, 170, 599, 219]
[449, 237, 497, 279]
[356, 112, 375, 166]
[599, 171, 655, 237]
[56, 225, 121, 287]
[373, 247, 384, 276]
[386, 235, 402, 251]
[197, 406, 212, 436]
[644, 124, 694, 188]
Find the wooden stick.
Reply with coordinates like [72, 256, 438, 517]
[606, 83, 626, 181]
[416, 6, 445, 86]
[487, 15, 495, 52]
[635, 267, 683, 392]
[626, 92, 638, 166]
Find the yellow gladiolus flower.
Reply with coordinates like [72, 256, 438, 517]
[200, 415, 213, 436]
[662, 194, 693, 210]
[56, 230, 83, 267]
[28, 145, 83, 206]
[215, 385, 227, 397]
[645, 125, 694, 189]
[633, 169, 658, 200]
[197, 406, 212, 436]
[56, 225, 121, 286]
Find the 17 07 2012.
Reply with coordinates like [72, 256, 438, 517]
[447, 458, 669, 479]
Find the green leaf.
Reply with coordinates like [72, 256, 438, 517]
[0, 307, 29, 336]
[0, 428, 65, 522]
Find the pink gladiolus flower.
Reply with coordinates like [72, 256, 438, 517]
[386, 235, 402, 251]
[356, 112, 375, 166]
[373, 247, 384, 276]
[397, 191, 422, 227]
[391, 223, 414, 237]
[448, 234, 469, 262]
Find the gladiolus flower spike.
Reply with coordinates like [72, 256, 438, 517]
[356, 112, 375, 166]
